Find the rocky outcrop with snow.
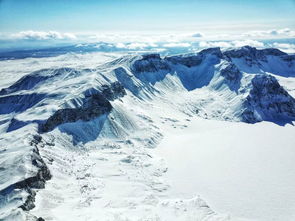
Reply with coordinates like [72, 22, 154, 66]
[0, 46, 295, 220]
[242, 74, 295, 123]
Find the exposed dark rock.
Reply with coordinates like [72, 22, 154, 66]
[198, 47, 223, 58]
[165, 55, 203, 67]
[132, 54, 170, 73]
[220, 63, 241, 81]
[100, 82, 126, 101]
[242, 74, 295, 123]
[224, 46, 257, 59]
[19, 188, 36, 211]
[40, 93, 112, 132]
[281, 54, 295, 62]
[224, 46, 287, 65]
[261, 48, 287, 56]
[142, 54, 161, 60]
[0, 137, 52, 212]
[32, 134, 42, 144]
[224, 46, 262, 65]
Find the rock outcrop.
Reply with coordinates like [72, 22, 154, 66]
[242, 74, 295, 123]
[132, 54, 170, 73]
[224, 46, 287, 65]
[100, 82, 126, 101]
[40, 93, 112, 132]
[220, 63, 241, 82]
[0, 135, 51, 212]
[165, 55, 203, 67]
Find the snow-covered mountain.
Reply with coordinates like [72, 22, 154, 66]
[0, 46, 295, 221]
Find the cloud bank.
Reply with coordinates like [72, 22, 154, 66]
[11, 31, 77, 40]
[0, 28, 294, 54]
[244, 28, 295, 39]
[199, 40, 264, 49]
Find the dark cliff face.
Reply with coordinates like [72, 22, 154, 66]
[224, 46, 287, 64]
[40, 81, 126, 133]
[165, 48, 223, 68]
[132, 54, 170, 73]
[220, 63, 241, 81]
[198, 47, 223, 59]
[282, 54, 295, 62]
[242, 74, 295, 123]
[100, 82, 126, 101]
[165, 55, 203, 68]
[40, 93, 112, 133]
[219, 63, 242, 92]
[0, 135, 51, 212]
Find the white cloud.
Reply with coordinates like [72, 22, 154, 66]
[269, 28, 291, 36]
[115, 42, 158, 49]
[115, 42, 127, 48]
[12, 31, 77, 40]
[232, 40, 264, 48]
[272, 42, 295, 48]
[162, 42, 191, 48]
[243, 28, 295, 39]
[199, 40, 264, 49]
[199, 41, 232, 48]
[271, 42, 295, 53]
[126, 42, 149, 49]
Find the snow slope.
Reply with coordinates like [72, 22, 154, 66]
[0, 46, 295, 221]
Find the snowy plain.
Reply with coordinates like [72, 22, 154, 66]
[156, 118, 295, 221]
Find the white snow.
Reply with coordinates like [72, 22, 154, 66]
[156, 117, 295, 221]
[1, 48, 295, 221]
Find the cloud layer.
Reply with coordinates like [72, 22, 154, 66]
[199, 40, 264, 48]
[11, 31, 77, 40]
[243, 28, 295, 39]
[0, 29, 294, 54]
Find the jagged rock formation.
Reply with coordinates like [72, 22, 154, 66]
[0, 134, 51, 217]
[100, 82, 126, 101]
[242, 74, 295, 123]
[220, 63, 241, 82]
[165, 54, 203, 67]
[165, 47, 223, 68]
[132, 54, 170, 73]
[198, 47, 223, 58]
[40, 93, 112, 133]
[40, 82, 126, 133]
[224, 46, 287, 60]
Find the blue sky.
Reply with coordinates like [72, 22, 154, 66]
[0, 0, 295, 51]
[1, 0, 295, 33]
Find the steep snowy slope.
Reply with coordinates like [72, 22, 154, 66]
[0, 46, 295, 221]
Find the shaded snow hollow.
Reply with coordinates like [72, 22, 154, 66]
[0, 47, 295, 221]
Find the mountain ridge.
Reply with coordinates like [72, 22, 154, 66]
[0, 46, 295, 220]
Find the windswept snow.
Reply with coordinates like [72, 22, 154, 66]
[156, 118, 295, 221]
[0, 46, 295, 221]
